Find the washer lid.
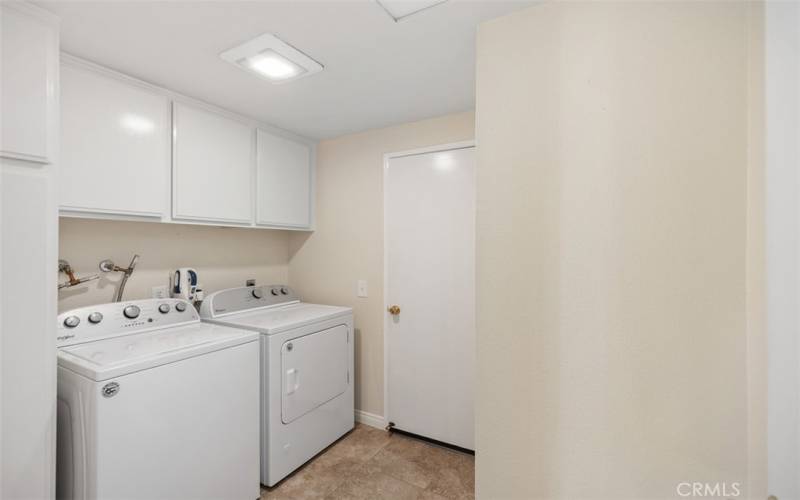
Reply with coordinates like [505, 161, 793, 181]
[57, 322, 258, 381]
[205, 302, 352, 335]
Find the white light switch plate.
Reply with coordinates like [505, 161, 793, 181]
[357, 280, 368, 298]
[151, 285, 168, 299]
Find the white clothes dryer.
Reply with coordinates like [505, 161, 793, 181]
[199, 285, 354, 486]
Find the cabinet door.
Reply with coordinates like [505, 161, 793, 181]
[0, 4, 59, 499]
[256, 130, 312, 228]
[172, 103, 254, 224]
[2, 168, 58, 500]
[0, 3, 58, 163]
[60, 64, 170, 217]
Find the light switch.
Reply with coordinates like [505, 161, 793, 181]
[357, 280, 368, 298]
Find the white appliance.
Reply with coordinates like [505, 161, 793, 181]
[56, 298, 260, 500]
[171, 267, 198, 302]
[199, 285, 354, 486]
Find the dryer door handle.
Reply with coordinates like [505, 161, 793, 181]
[286, 368, 300, 395]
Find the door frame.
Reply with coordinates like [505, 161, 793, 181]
[382, 140, 476, 427]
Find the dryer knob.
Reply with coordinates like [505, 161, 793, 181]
[88, 312, 103, 324]
[63, 316, 80, 328]
[158, 303, 170, 314]
[252, 288, 264, 299]
[280, 287, 289, 295]
[123, 305, 140, 319]
[175, 302, 187, 312]
[271, 288, 279, 296]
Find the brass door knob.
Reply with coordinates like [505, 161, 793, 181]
[387, 305, 401, 315]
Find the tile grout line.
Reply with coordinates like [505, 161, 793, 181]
[363, 434, 449, 499]
[366, 433, 472, 500]
[262, 426, 472, 500]
[359, 432, 435, 498]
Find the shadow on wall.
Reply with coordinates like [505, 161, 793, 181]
[288, 230, 312, 260]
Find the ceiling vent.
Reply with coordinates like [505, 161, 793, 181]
[375, 0, 449, 22]
[220, 33, 323, 84]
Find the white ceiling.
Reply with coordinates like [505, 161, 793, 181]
[37, 0, 535, 140]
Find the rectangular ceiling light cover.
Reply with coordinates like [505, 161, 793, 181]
[220, 33, 323, 84]
[376, 0, 448, 22]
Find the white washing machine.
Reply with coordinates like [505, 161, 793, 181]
[56, 298, 260, 500]
[199, 285, 354, 486]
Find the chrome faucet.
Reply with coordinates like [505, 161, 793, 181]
[99, 254, 139, 302]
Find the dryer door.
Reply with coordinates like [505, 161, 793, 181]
[281, 325, 349, 424]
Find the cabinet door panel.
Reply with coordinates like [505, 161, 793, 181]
[0, 3, 58, 163]
[2, 168, 57, 500]
[173, 103, 253, 224]
[0, 5, 58, 499]
[256, 130, 311, 228]
[60, 64, 169, 216]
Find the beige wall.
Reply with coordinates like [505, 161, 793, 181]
[58, 217, 289, 312]
[288, 111, 475, 416]
[475, 2, 763, 499]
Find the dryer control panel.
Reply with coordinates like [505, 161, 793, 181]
[199, 285, 299, 318]
[57, 298, 199, 347]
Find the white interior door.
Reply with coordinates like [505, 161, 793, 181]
[385, 144, 475, 450]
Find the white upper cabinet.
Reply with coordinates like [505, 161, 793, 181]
[60, 62, 170, 217]
[256, 130, 312, 229]
[56, 55, 314, 230]
[0, 2, 59, 164]
[172, 102, 254, 224]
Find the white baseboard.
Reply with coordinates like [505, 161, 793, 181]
[355, 409, 386, 430]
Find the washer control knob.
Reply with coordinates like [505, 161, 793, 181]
[88, 312, 103, 324]
[175, 302, 187, 312]
[280, 287, 289, 295]
[271, 288, 279, 296]
[252, 288, 263, 299]
[123, 305, 140, 319]
[63, 316, 80, 328]
[158, 303, 170, 314]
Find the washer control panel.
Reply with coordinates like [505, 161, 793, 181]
[57, 298, 199, 347]
[199, 285, 298, 318]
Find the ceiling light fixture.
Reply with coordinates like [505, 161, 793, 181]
[375, 0, 449, 22]
[220, 33, 323, 84]
[248, 50, 303, 80]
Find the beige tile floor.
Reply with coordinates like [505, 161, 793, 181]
[260, 424, 475, 500]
